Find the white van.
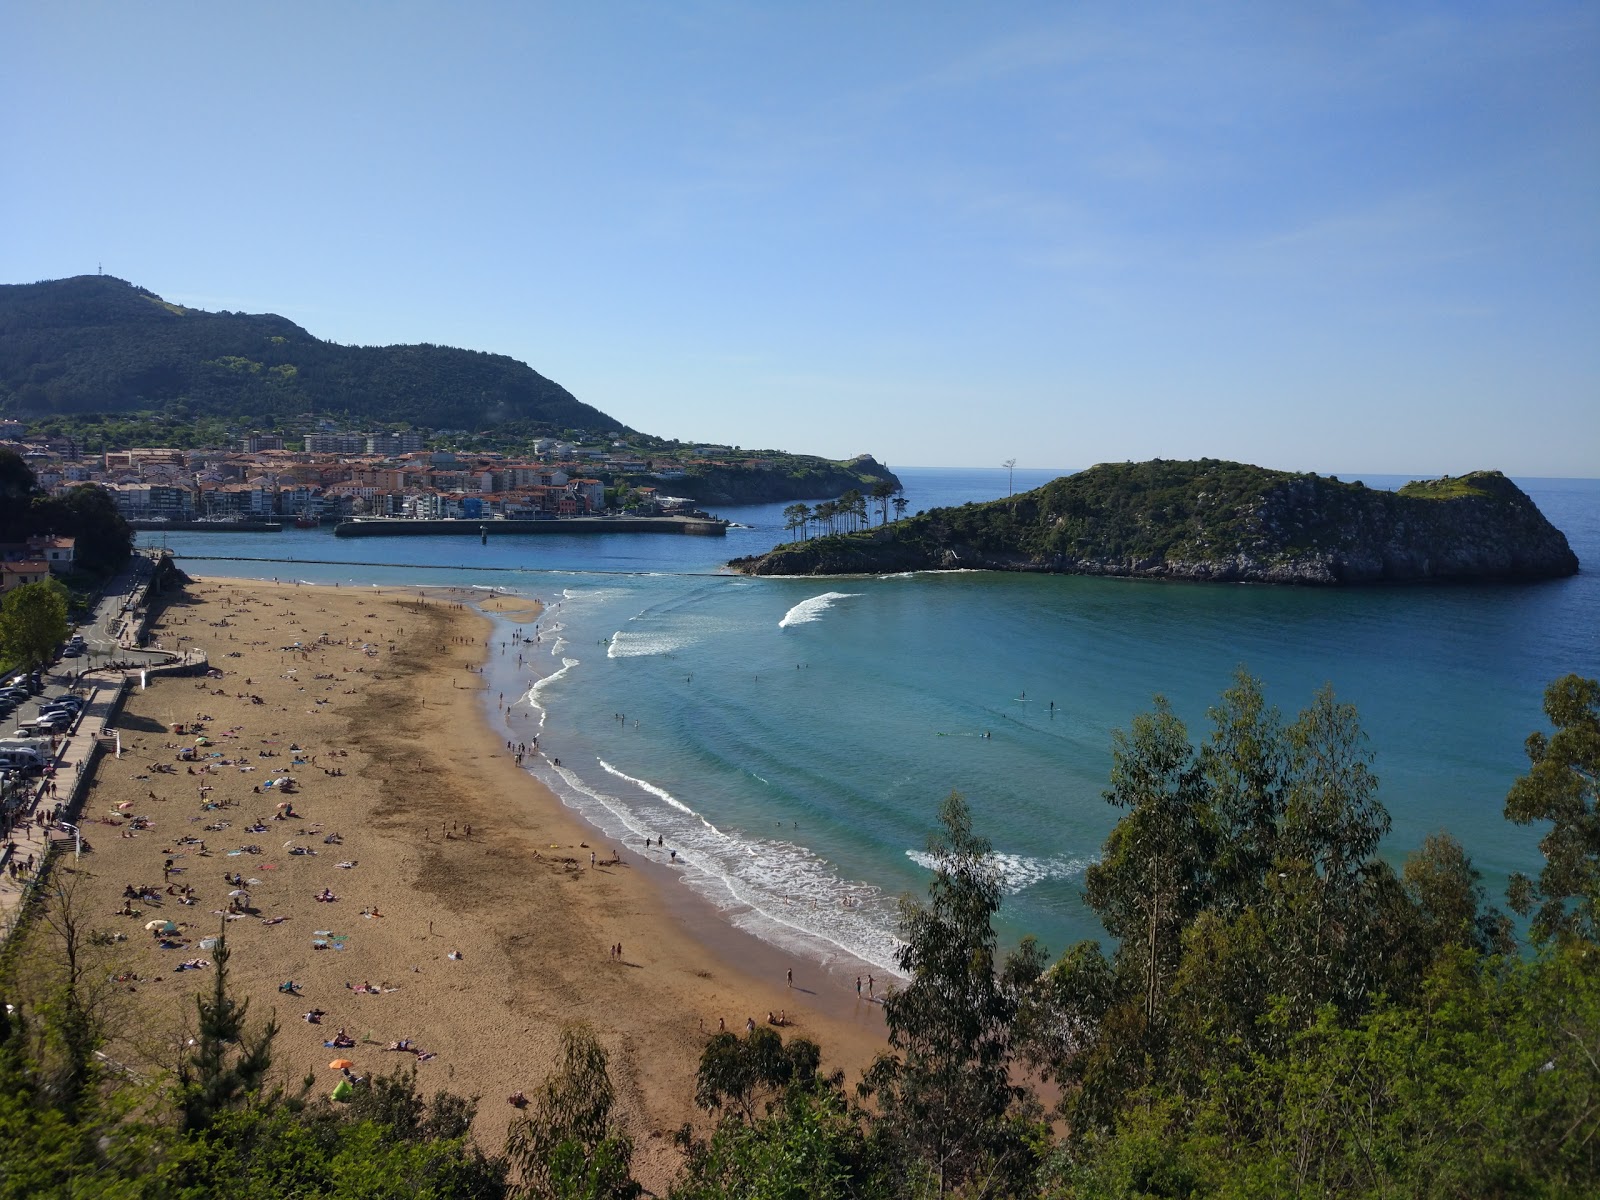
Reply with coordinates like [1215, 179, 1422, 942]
[0, 741, 47, 770]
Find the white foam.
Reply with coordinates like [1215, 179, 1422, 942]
[597, 758, 697, 814]
[606, 630, 694, 658]
[528, 754, 907, 975]
[526, 658, 579, 724]
[778, 591, 861, 628]
[904, 849, 1093, 895]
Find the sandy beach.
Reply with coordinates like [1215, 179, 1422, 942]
[53, 577, 888, 1191]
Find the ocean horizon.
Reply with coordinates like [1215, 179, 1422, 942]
[147, 466, 1600, 975]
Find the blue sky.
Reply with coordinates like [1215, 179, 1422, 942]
[5, 3, 1596, 475]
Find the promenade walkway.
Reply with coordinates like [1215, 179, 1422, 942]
[0, 553, 203, 941]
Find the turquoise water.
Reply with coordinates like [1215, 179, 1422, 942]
[149, 469, 1600, 974]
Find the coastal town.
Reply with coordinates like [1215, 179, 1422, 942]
[0, 420, 746, 526]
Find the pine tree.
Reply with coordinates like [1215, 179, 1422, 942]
[176, 929, 277, 1132]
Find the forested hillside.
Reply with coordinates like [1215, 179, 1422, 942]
[0, 275, 618, 433]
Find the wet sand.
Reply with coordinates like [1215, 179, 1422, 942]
[56, 578, 887, 1191]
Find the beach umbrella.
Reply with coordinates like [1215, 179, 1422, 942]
[145, 920, 176, 933]
[328, 1058, 355, 1070]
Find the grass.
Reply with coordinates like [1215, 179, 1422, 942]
[1397, 473, 1499, 501]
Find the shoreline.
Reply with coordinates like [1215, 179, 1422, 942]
[468, 591, 899, 1027]
[48, 576, 887, 1192]
[476, 606, 908, 982]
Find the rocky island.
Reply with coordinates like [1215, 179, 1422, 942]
[731, 458, 1581, 584]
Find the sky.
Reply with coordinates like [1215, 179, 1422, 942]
[4, 2, 1597, 475]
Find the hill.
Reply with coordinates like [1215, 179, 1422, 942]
[732, 458, 1581, 584]
[0, 275, 617, 433]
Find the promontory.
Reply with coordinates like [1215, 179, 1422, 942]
[730, 459, 1581, 584]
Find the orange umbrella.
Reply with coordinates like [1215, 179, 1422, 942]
[328, 1058, 355, 1070]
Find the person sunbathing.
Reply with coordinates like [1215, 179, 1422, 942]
[385, 1038, 413, 1052]
[303, 1009, 326, 1024]
[316, 888, 338, 902]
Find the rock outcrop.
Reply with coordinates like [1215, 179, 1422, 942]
[631, 455, 900, 506]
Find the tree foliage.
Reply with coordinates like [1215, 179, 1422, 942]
[1030, 670, 1512, 1135]
[0, 447, 132, 575]
[860, 792, 1043, 1197]
[694, 1026, 823, 1124]
[175, 929, 278, 1132]
[0, 578, 69, 670]
[1506, 673, 1600, 943]
[505, 1023, 639, 1200]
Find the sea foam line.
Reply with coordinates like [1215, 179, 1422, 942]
[779, 591, 861, 628]
[526, 658, 579, 722]
[904, 849, 1094, 895]
[596, 758, 698, 815]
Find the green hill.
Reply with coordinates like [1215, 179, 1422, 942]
[733, 458, 1580, 584]
[0, 275, 618, 433]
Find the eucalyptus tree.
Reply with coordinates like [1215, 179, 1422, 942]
[860, 792, 1042, 1198]
[1506, 674, 1600, 943]
[506, 1024, 639, 1199]
[1085, 697, 1213, 1030]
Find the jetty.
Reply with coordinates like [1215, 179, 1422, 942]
[334, 515, 728, 538]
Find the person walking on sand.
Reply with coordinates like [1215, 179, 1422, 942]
[786, 968, 792, 989]
[856, 976, 862, 999]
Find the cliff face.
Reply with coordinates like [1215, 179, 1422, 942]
[732, 460, 1580, 584]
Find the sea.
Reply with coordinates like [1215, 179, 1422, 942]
[144, 467, 1600, 976]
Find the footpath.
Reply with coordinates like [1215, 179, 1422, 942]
[0, 555, 207, 942]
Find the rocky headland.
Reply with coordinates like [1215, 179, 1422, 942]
[633, 453, 899, 505]
[731, 459, 1580, 584]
